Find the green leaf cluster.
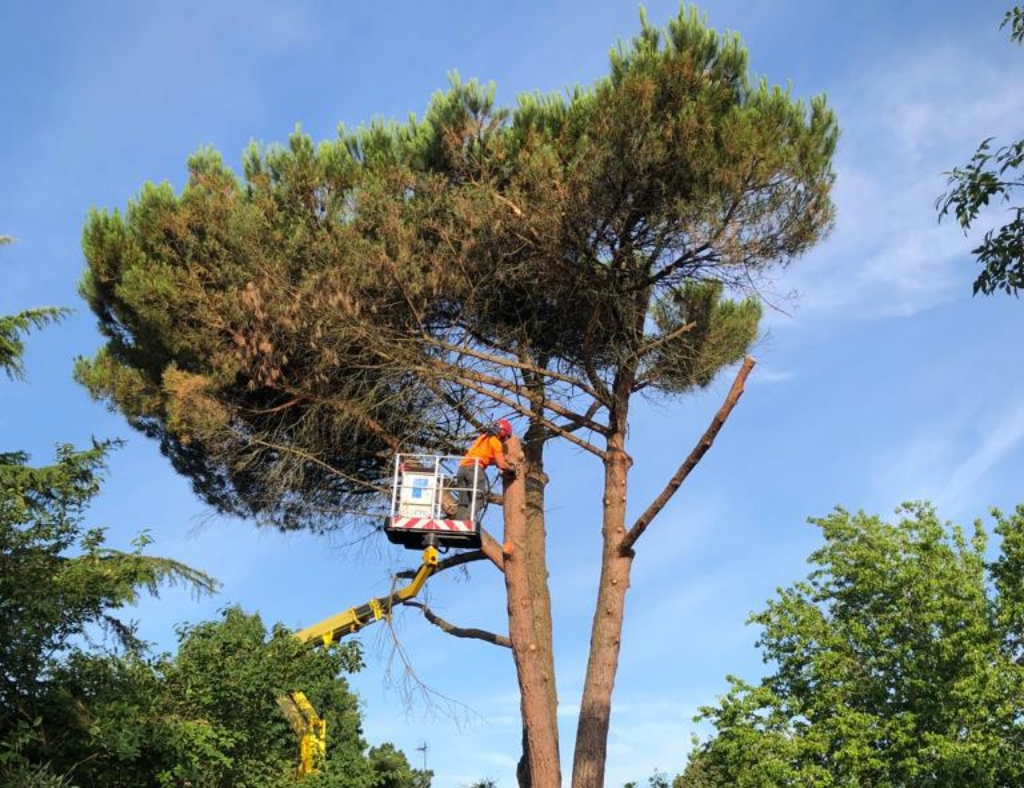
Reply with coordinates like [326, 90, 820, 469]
[686, 503, 1024, 787]
[937, 6, 1023, 296]
[1, 295, 425, 787]
[0, 441, 218, 746]
[0, 443, 424, 788]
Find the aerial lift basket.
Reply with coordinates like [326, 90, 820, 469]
[385, 453, 482, 550]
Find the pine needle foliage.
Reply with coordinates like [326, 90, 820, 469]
[77, 6, 837, 534]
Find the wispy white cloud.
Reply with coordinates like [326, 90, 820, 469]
[602, 692, 718, 785]
[778, 38, 1024, 325]
[939, 399, 1024, 511]
[871, 392, 1024, 516]
[751, 366, 795, 384]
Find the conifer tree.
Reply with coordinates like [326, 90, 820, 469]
[77, 9, 837, 787]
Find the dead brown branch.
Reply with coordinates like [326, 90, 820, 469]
[405, 601, 511, 648]
[620, 355, 756, 554]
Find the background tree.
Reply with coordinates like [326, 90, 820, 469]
[142, 608, 428, 788]
[1, 241, 422, 787]
[684, 503, 1024, 787]
[0, 376, 423, 788]
[1, 237, 69, 380]
[76, 8, 838, 787]
[1, 238, 215, 785]
[937, 6, 1023, 296]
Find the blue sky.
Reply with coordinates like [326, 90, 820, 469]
[1, 1, 1022, 785]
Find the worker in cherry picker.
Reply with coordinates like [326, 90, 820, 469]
[455, 418, 515, 521]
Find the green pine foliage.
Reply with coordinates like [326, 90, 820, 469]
[76, 5, 837, 533]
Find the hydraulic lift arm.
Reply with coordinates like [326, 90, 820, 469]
[293, 545, 439, 647]
[279, 545, 440, 777]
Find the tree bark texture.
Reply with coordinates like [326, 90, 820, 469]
[571, 430, 634, 788]
[517, 425, 558, 788]
[570, 358, 754, 788]
[503, 436, 562, 788]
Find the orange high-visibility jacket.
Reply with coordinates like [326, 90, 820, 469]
[459, 434, 505, 468]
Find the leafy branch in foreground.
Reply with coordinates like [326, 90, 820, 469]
[937, 5, 1023, 296]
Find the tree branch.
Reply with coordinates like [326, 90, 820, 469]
[479, 528, 506, 572]
[279, 384, 402, 452]
[630, 320, 697, 363]
[396, 549, 492, 579]
[620, 356, 756, 554]
[642, 244, 716, 289]
[452, 374, 607, 460]
[404, 601, 511, 648]
[450, 362, 608, 436]
[424, 334, 604, 402]
[244, 434, 388, 495]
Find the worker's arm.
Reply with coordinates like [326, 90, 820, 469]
[492, 437, 516, 473]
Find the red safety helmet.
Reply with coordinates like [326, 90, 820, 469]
[494, 418, 512, 439]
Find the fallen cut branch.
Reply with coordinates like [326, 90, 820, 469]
[405, 601, 511, 648]
[620, 355, 756, 554]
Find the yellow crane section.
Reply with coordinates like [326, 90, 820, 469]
[293, 545, 439, 647]
[279, 545, 440, 777]
[276, 691, 326, 778]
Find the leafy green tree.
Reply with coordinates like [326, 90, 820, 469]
[1, 246, 418, 787]
[686, 503, 1024, 787]
[365, 743, 432, 788]
[0, 280, 217, 784]
[146, 608, 425, 788]
[9, 603, 426, 788]
[76, 8, 837, 787]
[0, 421, 216, 781]
[937, 6, 1023, 296]
[0, 400, 421, 787]
[0, 237, 69, 381]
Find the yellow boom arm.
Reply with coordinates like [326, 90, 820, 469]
[293, 545, 439, 647]
[276, 691, 326, 778]
[280, 545, 439, 777]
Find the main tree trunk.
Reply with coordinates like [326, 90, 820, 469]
[570, 428, 634, 788]
[503, 436, 562, 788]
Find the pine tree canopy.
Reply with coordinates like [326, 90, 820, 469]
[77, 7, 837, 532]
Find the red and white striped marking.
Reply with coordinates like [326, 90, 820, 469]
[389, 516, 476, 533]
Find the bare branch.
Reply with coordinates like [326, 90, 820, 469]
[451, 374, 607, 460]
[581, 319, 613, 407]
[424, 335, 604, 402]
[630, 320, 697, 363]
[405, 601, 512, 648]
[642, 244, 716, 289]
[396, 549, 492, 580]
[240, 396, 304, 416]
[479, 527, 506, 572]
[244, 434, 388, 495]
[279, 384, 402, 452]
[621, 356, 756, 554]
[448, 362, 607, 436]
